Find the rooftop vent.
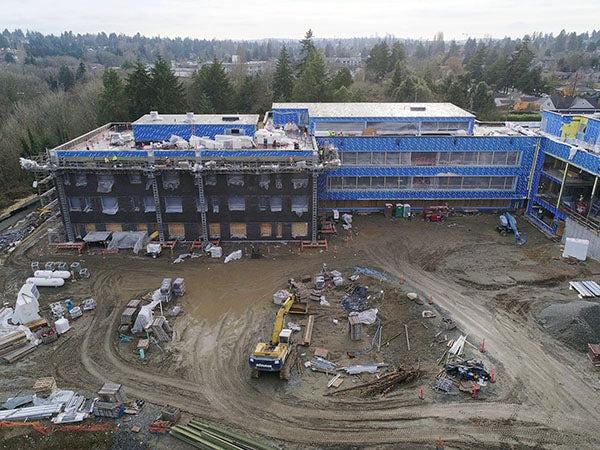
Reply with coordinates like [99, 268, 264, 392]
[185, 112, 194, 122]
[222, 116, 240, 122]
[410, 106, 426, 112]
[149, 111, 161, 121]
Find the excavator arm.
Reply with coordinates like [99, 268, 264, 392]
[270, 296, 294, 345]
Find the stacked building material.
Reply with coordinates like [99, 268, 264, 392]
[150, 316, 172, 342]
[569, 281, 600, 298]
[93, 383, 126, 419]
[33, 377, 58, 397]
[348, 314, 362, 341]
[0, 330, 36, 363]
[173, 278, 186, 297]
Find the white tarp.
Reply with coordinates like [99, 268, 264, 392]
[354, 308, 378, 325]
[224, 250, 242, 264]
[12, 283, 41, 325]
[563, 237, 589, 261]
[107, 231, 148, 254]
[132, 294, 161, 333]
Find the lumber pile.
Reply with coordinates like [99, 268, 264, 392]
[325, 367, 422, 397]
[150, 316, 172, 342]
[0, 330, 36, 363]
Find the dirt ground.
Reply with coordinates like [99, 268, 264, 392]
[2, 212, 600, 449]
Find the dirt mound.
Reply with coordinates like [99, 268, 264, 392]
[538, 301, 600, 351]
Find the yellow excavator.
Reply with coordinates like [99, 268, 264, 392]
[248, 296, 297, 380]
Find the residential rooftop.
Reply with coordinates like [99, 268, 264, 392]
[271, 102, 475, 119]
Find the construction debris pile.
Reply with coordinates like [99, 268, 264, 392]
[326, 367, 422, 397]
[119, 277, 186, 359]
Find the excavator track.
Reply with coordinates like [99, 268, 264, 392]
[280, 347, 298, 381]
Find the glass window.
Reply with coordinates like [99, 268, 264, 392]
[463, 152, 478, 165]
[341, 152, 357, 165]
[227, 175, 244, 186]
[101, 196, 119, 215]
[270, 196, 283, 212]
[490, 177, 505, 189]
[97, 174, 114, 193]
[437, 152, 451, 164]
[371, 152, 385, 165]
[230, 223, 247, 239]
[492, 152, 508, 165]
[68, 197, 81, 211]
[343, 177, 357, 189]
[450, 152, 465, 165]
[398, 177, 411, 189]
[75, 173, 87, 187]
[164, 197, 183, 213]
[401, 153, 412, 165]
[413, 177, 432, 189]
[385, 177, 398, 188]
[128, 172, 142, 184]
[205, 175, 217, 186]
[228, 196, 245, 211]
[357, 177, 371, 189]
[411, 152, 437, 166]
[447, 177, 462, 189]
[385, 152, 400, 165]
[372, 177, 385, 188]
[478, 152, 493, 165]
[144, 196, 156, 212]
[258, 196, 269, 212]
[357, 152, 371, 165]
[329, 177, 342, 190]
[291, 196, 309, 215]
[162, 172, 180, 190]
[506, 152, 519, 166]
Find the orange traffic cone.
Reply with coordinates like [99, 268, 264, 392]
[490, 367, 496, 383]
[418, 387, 425, 400]
[479, 339, 486, 353]
[428, 294, 433, 305]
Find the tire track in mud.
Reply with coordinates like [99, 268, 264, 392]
[6, 219, 598, 448]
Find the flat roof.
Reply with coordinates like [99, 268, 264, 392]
[272, 102, 475, 119]
[133, 113, 259, 126]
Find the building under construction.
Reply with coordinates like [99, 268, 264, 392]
[22, 102, 600, 254]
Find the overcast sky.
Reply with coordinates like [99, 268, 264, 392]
[4, 0, 597, 40]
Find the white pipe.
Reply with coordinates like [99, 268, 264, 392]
[26, 277, 65, 287]
[34, 270, 71, 279]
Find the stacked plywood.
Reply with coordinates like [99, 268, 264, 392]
[0, 330, 36, 363]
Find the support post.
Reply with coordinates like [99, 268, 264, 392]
[587, 176, 598, 220]
[556, 162, 570, 208]
[54, 172, 75, 242]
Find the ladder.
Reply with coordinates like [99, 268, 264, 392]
[147, 172, 165, 242]
[55, 173, 75, 242]
[195, 173, 209, 242]
[311, 172, 318, 244]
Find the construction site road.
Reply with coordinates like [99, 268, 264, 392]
[2, 214, 600, 449]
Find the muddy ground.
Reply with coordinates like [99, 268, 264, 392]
[2, 213, 600, 449]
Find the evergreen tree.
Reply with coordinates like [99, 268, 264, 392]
[75, 62, 86, 81]
[470, 81, 495, 118]
[293, 48, 329, 102]
[4, 52, 16, 63]
[97, 69, 128, 123]
[125, 61, 152, 118]
[190, 59, 234, 112]
[365, 41, 390, 82]
[57, 65, 75, 91]
[393, 75, 433, 102]
[389, 41, 406, 69]
[442, 75, 470, 109]
[465, 44, 486, 83]
[386, 61, 409, 97]
[298, 29, 315, 72]
[148, 56, 185, 113]
[329, 68, 353, 91]
[273, 45, 294, 102]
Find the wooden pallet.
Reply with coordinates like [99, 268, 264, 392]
[300, 240, 328, 251]
[55, 242, 85, 255]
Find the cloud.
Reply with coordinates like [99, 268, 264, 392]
[3, 0, 598, 40]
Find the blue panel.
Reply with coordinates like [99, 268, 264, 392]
[316, 135, 537, 152]
[200, 150, 314, 158]
[272, 109, 309, 126]
[584, 117, 600, 146]
[323, 190, 520, 201]
[56, 150, 148, 158]
[132, 124, 256, 141]
[541, 137, 600, 175]
[154, 150, 196, 158]
[541, 110, 568, 137]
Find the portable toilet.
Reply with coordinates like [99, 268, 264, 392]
[384, 203, 393, 218]
[403, 204, 411, 218]
[394, 204, 404, 218]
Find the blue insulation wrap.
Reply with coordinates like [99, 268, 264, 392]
[272, 109, 309, 126]
[56, 150, 148, 158]
[200, 150, 314, 159]
[541, 110, 568, 137]
[132, 124, 257, 142]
